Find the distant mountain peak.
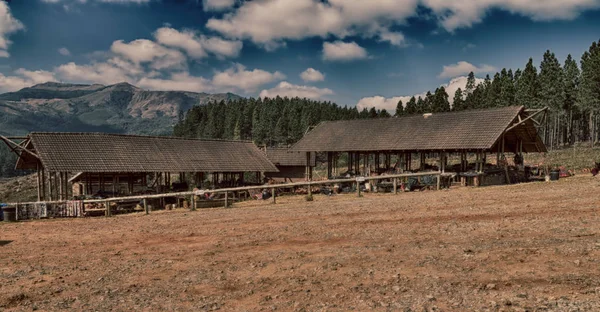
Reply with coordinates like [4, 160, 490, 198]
[0, 81, 243, 136]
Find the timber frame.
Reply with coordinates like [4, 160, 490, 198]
[3, 132, 279, 202]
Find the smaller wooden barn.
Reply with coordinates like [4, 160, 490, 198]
[263, 147, 316, 182]
[3, 132, 278, 201]
[291, 106, 547, 185]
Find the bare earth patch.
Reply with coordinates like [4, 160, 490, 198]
[2, 176, 600, 311]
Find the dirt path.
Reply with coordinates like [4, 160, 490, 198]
[2, 176, 600, 311]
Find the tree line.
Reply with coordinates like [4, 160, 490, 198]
[395, 39, 600, 149]
[173, 97, 395, 146]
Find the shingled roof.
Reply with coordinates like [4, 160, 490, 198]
[292, 106, 546, 153]
[265, 148, 316, 167]
[17, 132, 279, 173]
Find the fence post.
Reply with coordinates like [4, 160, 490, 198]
[308, 183, 312, 197]
[225, 192, 229, 208]
[272, 188, 276, 204]
[356, 180, 361, 197]
[436, 173, 441, 191]
[393, 178, 397, 194]
[105, 201, 111, 217]
[143, 198, 149, 215]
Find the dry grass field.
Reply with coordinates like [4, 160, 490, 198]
[2, 175, 600, 311]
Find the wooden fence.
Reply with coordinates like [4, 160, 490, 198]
[7, 171, 449, 220]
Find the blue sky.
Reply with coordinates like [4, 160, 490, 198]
[0, 0, 599, 111]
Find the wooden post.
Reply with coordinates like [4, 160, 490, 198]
[272, 187, 276, 204]
[356, 180, 361, 197]
[105, 201, 111, 217]
[326, 152, 332, 178]
[437, 173, 441, 190]
[191, 194, 196, 211]
[49, 171, 54, 201]
[144, 198, 149, 214]
[393, 178, 398, 194]
[36, 163, 41, 202]
[224, 192, 229, 208]
[41, 168, 46, 201]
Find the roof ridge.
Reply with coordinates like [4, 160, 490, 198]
[29, 132, 255, 144]
[321, 105, 524, 125]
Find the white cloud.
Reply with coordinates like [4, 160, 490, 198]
[300, 68, 325, 82]
[438, 61, 497, 79]
[0, 2, 25, 57]
[137, 72, 213, 92]
[356, 75, 485, 111]
[154, 27, 243, 59]
[110, 39, 187, 70]
[322, 41, 368, 61]
[259, 81, 334, 99]
[422, 0, 600, 32]
[377, 30, 406, 46]
[58, 47, 71, 56]
[203, 0, 235, 11]
[212, 64, 285, 92]
[99, 0, 151, 3]
[154, 27, 206, 59]
[42, 0, 150, 3]
[201, 36, 243, 59]
[206, 0, 600, 48]
[55, 61, 135, 85]
[206, 0, 418, 50]
[0, 69, 57, 93]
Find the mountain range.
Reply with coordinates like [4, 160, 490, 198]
[0, 82, 241, 136]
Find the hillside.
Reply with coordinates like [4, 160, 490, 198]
[0, 82, 241, 136]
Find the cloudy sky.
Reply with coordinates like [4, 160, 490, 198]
[0, 0, 599, 111]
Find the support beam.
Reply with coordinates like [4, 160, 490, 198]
[505, 107, 548, 132]
[36, 163, 41, 202]
[272, 188, 276, 204]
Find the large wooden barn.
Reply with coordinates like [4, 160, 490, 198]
[292, 106, 547, 184]
[3, 132, 278, 201]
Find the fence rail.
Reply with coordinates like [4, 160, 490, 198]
[7, 171, 451, 220]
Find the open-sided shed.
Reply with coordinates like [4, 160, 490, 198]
[2, 132, 278, 201]
[292, 106, 547, 180]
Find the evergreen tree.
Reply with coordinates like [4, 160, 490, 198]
[516, 58, 540, 108]
[453, 88, 465, 111]
[563, 54, 580, 144]
[368, 107, 378, 118]
[499, 68, 516, 106]
[539, 50, 565, 112]
[405, 96, 417, 115]
[578, 40, 600, 144]
[424, 91, 434, 113]
[395, 100, 404, 116]
[416, 96, 426, 114]
[465, 71, 476, 94]
[379, 109, 391, 118]
[431, 87, 450, 112]
[484, 73, 501, 108]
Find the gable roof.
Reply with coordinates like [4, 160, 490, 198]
[292, 106, 546, 153]
[265, 147, 316, 167]
[17, 132, 279, 173]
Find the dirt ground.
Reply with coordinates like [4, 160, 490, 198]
[2, 176, 600, 311]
